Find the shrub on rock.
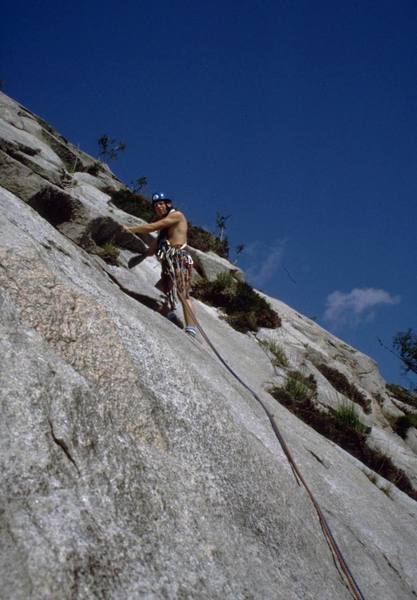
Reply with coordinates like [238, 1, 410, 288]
[97, 242, 120, 265]
[187, 224, 229, 258]
[193, 272, 281, 333]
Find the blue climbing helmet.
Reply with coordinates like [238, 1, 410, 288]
[152, 192, 173, 207]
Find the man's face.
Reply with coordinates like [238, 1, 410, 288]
[154, 201, 169, 217]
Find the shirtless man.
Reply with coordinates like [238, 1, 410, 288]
[124, 193, 197, 337]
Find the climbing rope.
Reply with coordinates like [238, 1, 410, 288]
[176, 289, 366, 600]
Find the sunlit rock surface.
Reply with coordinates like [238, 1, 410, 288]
[1, 91, 417, 600]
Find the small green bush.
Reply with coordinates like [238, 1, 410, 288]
[260, 339, 289, 368]
[286, 370, 317, 400]
[214, 270, 236, 289]
[269, 370, 317, 405]
[227, 283, 281, 332]
[192, 271, 235, 305]
[316, 363, 371, 413]
[285, 377, 311, 401]
[97, 242, 120, 265]
[334, 402, 369, 434]
[192, 273, 281, 333]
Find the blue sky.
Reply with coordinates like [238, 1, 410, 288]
[2, 0, 416, 385]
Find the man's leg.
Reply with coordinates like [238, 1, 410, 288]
[181, 297, 196, 326]
[173, 254, 197, 336]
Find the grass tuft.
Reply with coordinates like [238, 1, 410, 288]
[268, 370, 317, 405]
[259, 339, 289, 368]
[285, 370, 317, 400]
[97, 242, 120, 265]
[334, 402, 369, 434]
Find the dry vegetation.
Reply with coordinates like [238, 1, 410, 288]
[192, 272, 281, 333]
[269, 371, 417, 501]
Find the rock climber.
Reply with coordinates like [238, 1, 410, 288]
[123, 193, 198, 337]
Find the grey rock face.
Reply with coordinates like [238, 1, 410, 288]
[0, 146, 53, 199]
[1, 93, 417, 600]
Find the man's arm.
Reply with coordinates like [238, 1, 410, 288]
[124, 211, 181, 234]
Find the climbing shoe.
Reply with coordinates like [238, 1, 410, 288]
[185, 325, 198, 338]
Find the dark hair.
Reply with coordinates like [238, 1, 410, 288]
[152, 197, 173, 205]
[152, 200, 173, 211]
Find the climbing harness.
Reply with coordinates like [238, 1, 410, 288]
[175, 288, 366, 600]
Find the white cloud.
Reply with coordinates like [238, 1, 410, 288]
[246, 240, 285, 287]
[323, 287, 401, 327]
